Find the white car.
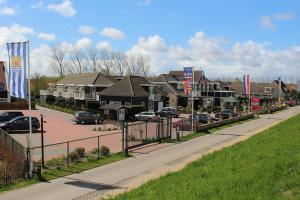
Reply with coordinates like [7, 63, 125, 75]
[134, 111, 158, 121]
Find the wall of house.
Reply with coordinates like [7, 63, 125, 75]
[100, 96, 149, 109]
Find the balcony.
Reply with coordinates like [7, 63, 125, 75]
[74, 92, 96, 100]
[149, 94, 161, 101]
[40, 90, 50, 96]
[63, 91, 73, 99]
[53, 91, 63, 97]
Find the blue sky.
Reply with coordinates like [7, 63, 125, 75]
[0, 0, 299, 81]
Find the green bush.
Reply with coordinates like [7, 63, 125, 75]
[74, 147, 85, 157]
[69, 151, 80, 162]
[100, 146, 110, 156]
[97, 127, 102, 131]
[91, 148, 99, 154]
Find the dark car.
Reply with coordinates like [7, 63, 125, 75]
[0, 111, 24, 123]
[216, 110, 238, 119]
[0, 116, 40, 133]
[193, 114, 218, 124]
[74, 111, 104, 125]
[156, 107, 180, 118]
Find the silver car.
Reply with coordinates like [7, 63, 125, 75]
[134, 111, 158, 121]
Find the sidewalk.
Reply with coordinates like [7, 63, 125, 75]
[1, 106, 299, 200]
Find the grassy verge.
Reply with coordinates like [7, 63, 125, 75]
[167, 118, 255, 143]
[112, 114, 300, 200]
[0, 153, 127, 193]
[39, 103, 75, 114]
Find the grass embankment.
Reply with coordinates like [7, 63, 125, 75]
[169, 118, 255, 143]
[0, 153, 127, 193]
[112, 114, 300, 200]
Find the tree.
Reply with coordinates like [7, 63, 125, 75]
[100, 50, 114, 76]
[49, 45, 68, 77]
[137, 55, 151, 77]
[69, 48, 86, 74]
[86, 48, 101, 73]
[126, 55, 140, 76]
[112, 51, 128, 76]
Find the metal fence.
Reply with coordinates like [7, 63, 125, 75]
[0, 129, 27, 185]
[30, 131, 123, 165]
[126, 117, 172, 149]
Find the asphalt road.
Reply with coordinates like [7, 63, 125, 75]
[1, 106, 300, 200]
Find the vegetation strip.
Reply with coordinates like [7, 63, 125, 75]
[111, 114, 300, 200]
[0, 153, 127, 193]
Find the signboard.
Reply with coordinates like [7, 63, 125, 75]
[252, 97, 260, 111]
[183, 67, 193, 96]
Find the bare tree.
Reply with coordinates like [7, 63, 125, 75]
[69, 48, 86, 74]
[49, 45, 68, 77]
[126, 56, 141, 76]
[137, 55, 151, 77]
[100, 50, 114, 76]
[86, 48, 101, 73]
[112, 51, 128, 76]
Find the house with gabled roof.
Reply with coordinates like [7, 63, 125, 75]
[151, 70, 235, 110]
[99, 76, 167, 116]
[40, 72, 119, 110]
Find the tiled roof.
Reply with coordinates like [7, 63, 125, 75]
[99, 76, 150, 97]
[57, 73, 114, 86]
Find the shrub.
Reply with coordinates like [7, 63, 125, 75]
[69, 151, 80, 162]
[107, 128, 112, 131]
[93, 128, 96, 131]
[74, 147, 85, 157]
[91, 148, 99, 154]
[100, 146, 110, 156]
[97, 127, 102, 131]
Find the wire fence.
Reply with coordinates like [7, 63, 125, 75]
[30, 131, 123, 164]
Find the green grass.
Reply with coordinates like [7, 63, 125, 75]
[112, 114, 300, 200]
[167, 118, 255, 143]
[0, 153, 127, 193]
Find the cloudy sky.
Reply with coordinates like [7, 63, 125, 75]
[0, 0, 299, 81]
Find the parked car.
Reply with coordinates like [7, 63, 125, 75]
[134, 111, 158, 121]
[189, 114, 218, 124]
[73, 111, 104, 125]
[0, 116, 40, 133]
[156, 107, 180, 118]
[215, 110, 238, 119]
[0, 111, 24, 123]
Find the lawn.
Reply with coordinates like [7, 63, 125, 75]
[112, 114, 300, 200]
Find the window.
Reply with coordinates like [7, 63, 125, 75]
[264, 87, 272, 93]
[101, 101, 106, 106]
[125, 102, 131, 106]
[141, 102, 145, 107]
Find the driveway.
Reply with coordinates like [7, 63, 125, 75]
[1, 106, 299, 200]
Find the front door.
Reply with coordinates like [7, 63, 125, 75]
[118, 109, 125, 121]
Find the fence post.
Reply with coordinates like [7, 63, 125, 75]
[67, 142, 70, 167]
[145, 121, 148, 141]
[122, 122, 124, 152]
[169, 117, 172, 138]
[40, 114, 45, 169]
[157, 118, 160, 141]
[181, 118, 184, 137]
[124, 122, 129, 157]
[97, 136, 100, 160]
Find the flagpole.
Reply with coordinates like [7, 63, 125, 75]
[248, 74, 251, 113]
[191, 66, 194, 132]
[27, 40, 33, 178]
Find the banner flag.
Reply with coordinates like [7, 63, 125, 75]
[183, 67, 193, 96]
[7, 42, 28, 99]
[243, 74, 250, 96]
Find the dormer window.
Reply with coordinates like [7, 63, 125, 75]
[264, 87, 272, 93]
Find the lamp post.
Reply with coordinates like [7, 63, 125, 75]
[40, 114, 46, 168]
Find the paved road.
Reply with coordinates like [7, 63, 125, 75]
[1, 106, 300, 200]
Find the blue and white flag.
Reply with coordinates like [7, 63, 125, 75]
[7, 42, 28, 99]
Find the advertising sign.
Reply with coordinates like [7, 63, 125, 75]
[252, 97, 260, 111]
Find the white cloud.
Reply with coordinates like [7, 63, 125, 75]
[96, 41, 111, 51]
[127, 31, 300, 80]
[138, 0, 152, 6]
[38, 32, 56, 41]
[0, 23, 34, 45]
[79, 25, 95, 35]
[75, 37, 92, 49]
[31, 44, 52, 74]
[261, 11, 295, 30]
[0, 0, 7, 4]
[260, 16, 276, 30]
[100, 27, 125, 40]
[0, 7, 16, 15]
[47, 0, 76, 17]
